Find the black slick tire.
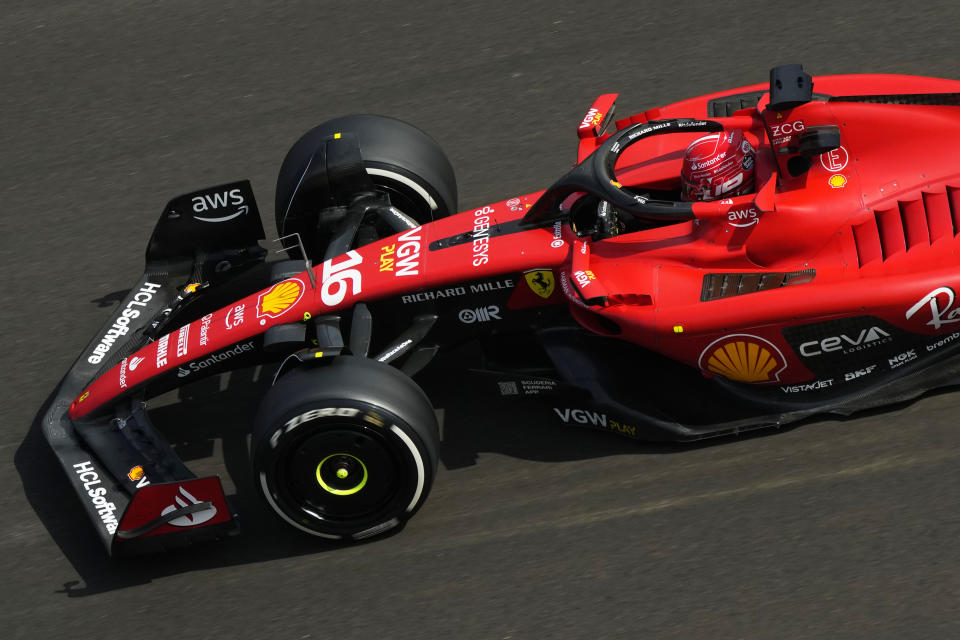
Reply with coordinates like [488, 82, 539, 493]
[251, 356, 439, 541]
[275, 115, 457, 259]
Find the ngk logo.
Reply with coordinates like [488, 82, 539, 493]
[888, 349, 917, 369]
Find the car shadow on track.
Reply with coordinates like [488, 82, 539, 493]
[17, 361, 835, 597]
[17, 367, 339, 596]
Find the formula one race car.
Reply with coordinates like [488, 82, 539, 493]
[43, 64, 960, 554]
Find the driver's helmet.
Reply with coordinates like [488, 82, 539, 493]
[680, 130, 755, 201]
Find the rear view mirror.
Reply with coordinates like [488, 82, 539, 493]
[786, 126, 842, 176]
[798, 125, 842, 158]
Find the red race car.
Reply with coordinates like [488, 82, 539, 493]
[44, 64, 960, 553]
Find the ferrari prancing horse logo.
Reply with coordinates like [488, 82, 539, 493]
[524, 270, 556, 299]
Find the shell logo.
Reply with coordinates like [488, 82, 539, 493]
[828, 174, 847, 189]
[127, 465, 145, 481]
[257, 278, 305, 319]
[697, 334, 787, 383]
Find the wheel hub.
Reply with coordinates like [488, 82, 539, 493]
[316, 453, 368, 496]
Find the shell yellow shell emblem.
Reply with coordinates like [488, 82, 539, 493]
[257, 278, 305, 319]
[828, 174, 847, 189]
[698, 334, 786, 383]
[524, 270, 555, 299]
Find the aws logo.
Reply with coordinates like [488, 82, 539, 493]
[191, 188, 248, 223]
[727, 206, 759, 228]
[257, 278, 305, 320]
[698, 334, 787, 383]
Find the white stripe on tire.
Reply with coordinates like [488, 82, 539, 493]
[390, 425, 426, 512]
[259, 472, 342, 539]
[366, 167, 438, 211]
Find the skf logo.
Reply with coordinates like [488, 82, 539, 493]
[524, 270, 555, 299]
[579, 108, 604, 130]
[844, 365, 877, 382]
[379, 243, 396, 272]
[258, 278, 304, 319]
[698, 334, 787, 383]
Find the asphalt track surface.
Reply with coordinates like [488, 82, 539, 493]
[4, 1, 960, 638]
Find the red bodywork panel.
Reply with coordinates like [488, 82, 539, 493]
[71, 194, 564, 418]
[72, 73, 960, 417]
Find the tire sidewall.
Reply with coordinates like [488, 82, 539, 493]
[275, 115, 458, 250]
[252, 358, 439, 540]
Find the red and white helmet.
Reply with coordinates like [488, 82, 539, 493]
[680, 130, 755, 201]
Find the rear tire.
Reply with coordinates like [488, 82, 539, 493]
[251, 357, 439, 540]
[275, 115, 457, 260]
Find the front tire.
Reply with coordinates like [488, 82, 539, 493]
[275, 115, 458, 260]
[251, 357, 439, 540]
